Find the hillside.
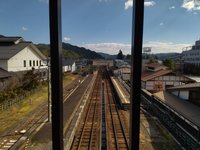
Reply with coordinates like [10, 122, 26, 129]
[62, 43, 104, 59]
[143, 53, 181, 60]
[36, 43, 103, 59]
[98, 52, 116, 60]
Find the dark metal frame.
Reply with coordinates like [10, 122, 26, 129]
[49, 0, 63, 149]
[130, 0, 144, 150]
[49, 0, 144, 149]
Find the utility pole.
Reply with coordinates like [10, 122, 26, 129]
[47, 57, 51, 122]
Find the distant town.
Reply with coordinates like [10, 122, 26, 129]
[0, 35, 200, 149]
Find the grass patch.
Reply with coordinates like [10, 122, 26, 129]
[0, 73, 78, 135]
[0, 86, 48, 134]
[63, 73, 78, 86]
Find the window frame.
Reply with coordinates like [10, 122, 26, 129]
[49, 0, 144, 149]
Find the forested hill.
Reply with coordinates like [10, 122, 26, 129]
[62, 43, 104, 59]
[36, 43, 104, 59]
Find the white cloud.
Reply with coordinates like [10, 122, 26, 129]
[64, 37, 71, 42]
[81, 43, 131, 55]
[169, 6, 175, 9]
[125, 0, 133, 10]
[159, 22, 164, 26]
[182, 0, 200, 11]
[80, 41, 190, 54]
[143, 41, 190, 53]
[22, 26, 28, 31]
[125, 0, 156, 10]
[38, 0, 49, 4]
[144, 1, 156, 7]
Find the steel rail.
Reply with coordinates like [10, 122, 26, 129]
[74, 73, 101, 150]
[105, 70, 129, 149]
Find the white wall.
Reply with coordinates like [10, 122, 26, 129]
[179, 91, 189, 100]
[146, 81, 154, 90]
[121, 74, 130, 81]
[172, 91, 179, 96]
[63, 65, 72, 72]
[7, 46, 47, 72]
[71, 63, 76, 72]
[0, 60, 8, 70]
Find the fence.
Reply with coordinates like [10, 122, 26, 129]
[0, 89, 40, 110]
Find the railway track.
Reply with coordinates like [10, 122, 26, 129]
[71, 73, 102, 150]
[71, 69, 129, 150]
[0, 78, 82, 150]
[104, 78, 129, 150]
[0, 104, 48, 150]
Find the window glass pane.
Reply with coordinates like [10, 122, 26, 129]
[141, 0, 200, 149]
[0, 1, 52, 149]
[62, 0, 132, 149]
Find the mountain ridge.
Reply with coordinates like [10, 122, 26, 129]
[35, 42, 104, 59]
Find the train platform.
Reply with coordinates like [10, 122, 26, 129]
[15, 73, 97, 149]
[110, 77, 130, 108]
[153, 91, 200, 128]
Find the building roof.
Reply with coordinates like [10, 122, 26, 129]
[185, 75, 200, 82]
[167, 82, 200, 90]
[63, 59, 75, 66]
[119, 64, 131, 68]
[146, 63, 163, 68]
[0, 36, 46, 60]
[0, 37, 22, 43]
[0, 42, 31, 60]
[154, 91, 200, 127]
[142, 69, 172, 81]
[0, 68, 12, 79]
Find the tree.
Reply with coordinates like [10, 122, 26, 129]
[126, 54, 131, 59]
[163, 58, 175, 70]
[148, 58, 158, 63]
[116, 50, 124, 60]
[22, 68, 40, 91]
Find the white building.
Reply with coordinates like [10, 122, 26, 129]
[0, 36, 47, 72]
[182, 39, 200, 65]
[113, 64, 131, 81]
[63, 59, 76, 73]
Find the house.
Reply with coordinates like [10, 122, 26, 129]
[62, 59, 76, 73]
[141, 63, 195, 93]
[113, 64, 131, 81]
[115, 59, 128, 68]
[0, 36, 47, 72]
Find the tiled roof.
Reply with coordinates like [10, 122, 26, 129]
[167, 82, 200, 90]
[63, 59, 75, 66]
[0, 42, 31, 60]
[142, 69, 172, 81]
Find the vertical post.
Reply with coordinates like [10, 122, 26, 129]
[130, 0, 144, 150]
[49, 0, 63, 149]
[47, 57, 51, 122]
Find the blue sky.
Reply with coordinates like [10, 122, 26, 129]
[0, 0, 200, 54]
